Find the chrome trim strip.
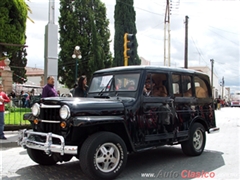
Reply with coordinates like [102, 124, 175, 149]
[209, 127, 220, 134]
[18, 129, 77, 155]
[75, 116, 124, 121]
[40, 104, 61, 108]
[40, 120, 61, 123]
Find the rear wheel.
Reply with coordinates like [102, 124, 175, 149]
[79, 132, 127, 180]
[181, 123, 206, 156]
[27, 148, 58, 165]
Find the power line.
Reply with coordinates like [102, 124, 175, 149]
[208, 25, 239, 35]
[115, 0, 164, 16]
[207, 27, 239, 46]
[190, 36, 208, 65]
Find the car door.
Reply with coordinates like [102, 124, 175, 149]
[172, 73, 196, 134]
[141, 72, 176, 142]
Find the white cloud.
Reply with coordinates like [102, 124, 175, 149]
[25, 0, 240, 91]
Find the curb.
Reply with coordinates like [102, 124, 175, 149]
[0, 141, 18, 148]
[0, 131, 19, 148]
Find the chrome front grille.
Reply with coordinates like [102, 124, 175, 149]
[40, 122, 60, 133]
[40, 108, 61, 120]
[38, 104, 61, 133]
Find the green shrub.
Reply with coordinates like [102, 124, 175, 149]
[4, 107, 31, 125]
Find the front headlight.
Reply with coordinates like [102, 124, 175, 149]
[32, 103, 40, 116]
[59, 105, 70, 120]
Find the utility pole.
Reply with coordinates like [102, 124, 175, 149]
[210, 59, 214, 98]
[222, 76, 224, 99]
[184, 16, 189, 69]
[210, 59, 214, 92]
[164, 0, 171, 66]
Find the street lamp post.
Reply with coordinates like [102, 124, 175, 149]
[72, 46, 82, 84]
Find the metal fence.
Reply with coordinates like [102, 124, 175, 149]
[4, 98, 32, 131]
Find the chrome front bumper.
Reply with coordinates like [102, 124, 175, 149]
[18, 129, 78, 155]
[209, 127, 220, 134]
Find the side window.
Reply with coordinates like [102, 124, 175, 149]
[144, 73, 168, 97]
[172, 74, 181, 97]
[113, 74, 140, 91]
[182, 75, 192, 97]
[172, 74, 192, 97]
[194, 76, 209, 98]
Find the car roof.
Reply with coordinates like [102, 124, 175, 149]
[94, 65, 207, 76]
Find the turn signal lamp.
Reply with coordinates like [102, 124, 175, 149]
[60, 121, 67, 129]
[33, 119, 39, 124]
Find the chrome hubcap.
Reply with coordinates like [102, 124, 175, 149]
[193, 129, 203, 150]
[95, 143, 120, 172]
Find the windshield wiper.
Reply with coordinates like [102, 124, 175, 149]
[98, 77, 113, 96]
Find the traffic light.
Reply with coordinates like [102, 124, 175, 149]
[123, 33, 135, 59]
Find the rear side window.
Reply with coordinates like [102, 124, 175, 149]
[194, 76, 209, 98]
[172, 74, 193, 97]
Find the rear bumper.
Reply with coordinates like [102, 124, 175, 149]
[231, 102, 240, 107]
[209, 127, 220, 134]
[18, 129, 78, 155]
[231, 105, 240, 107]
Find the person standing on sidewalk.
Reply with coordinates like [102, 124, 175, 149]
[41, 76, 58, 98]
[0, 83, 10, 140]
[73, 76, 89, 97]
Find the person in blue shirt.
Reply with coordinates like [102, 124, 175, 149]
[41, 76, 58, 98]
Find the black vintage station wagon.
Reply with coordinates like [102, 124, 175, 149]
[18, 66, 219, 180]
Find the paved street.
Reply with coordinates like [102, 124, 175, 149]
[0, 108, 239, 180]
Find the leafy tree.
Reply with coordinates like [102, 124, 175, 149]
[58, 0, 112, 88]
[0, 0, 27, 53]
[0, 0, 28, 83]
[11, 48, 27, 84]
[113, 0, 140, 66]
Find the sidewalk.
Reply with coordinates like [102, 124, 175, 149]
[0, 131, 19, 148]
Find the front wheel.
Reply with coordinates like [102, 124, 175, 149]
[27, 148, 58, 165]
[79, 132, 127, 180]
[181, 123, 206, 156]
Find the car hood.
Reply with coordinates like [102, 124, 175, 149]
[41, 96, 135, 115]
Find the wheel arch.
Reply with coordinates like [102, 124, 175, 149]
[75, 122, 135, 154]
[190, 116, 208, 132]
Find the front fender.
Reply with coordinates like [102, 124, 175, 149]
[72, 116, 124, 126]
[23, 113, 34, 121]
[72, 116, 136, 152]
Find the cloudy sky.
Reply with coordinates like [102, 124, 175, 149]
[25, 0, 239, 92]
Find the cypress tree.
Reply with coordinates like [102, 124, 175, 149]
[58, 0, 112, 88]
[113, 0, 140, 66]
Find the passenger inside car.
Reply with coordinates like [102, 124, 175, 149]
[154, 81, 167, 97]
[143, 78, 156, 96]
[183, 86, 207, 98]
[143, 77, 167, 97]
[126, 81, 136, 90]
[152, 73, 168, 97]
[115, 79, 122, 90]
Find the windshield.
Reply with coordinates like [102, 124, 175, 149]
[89, 73, 140, 93]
